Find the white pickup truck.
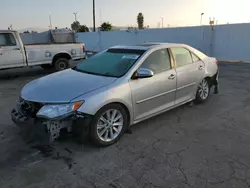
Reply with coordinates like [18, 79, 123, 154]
[0, 30, 86, 71]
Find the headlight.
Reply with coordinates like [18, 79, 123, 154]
[36, 101, 84, 119]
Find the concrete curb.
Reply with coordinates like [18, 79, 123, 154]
[218, 60, 250, 63]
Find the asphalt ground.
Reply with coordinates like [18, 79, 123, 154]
[0, 62, 250, 188]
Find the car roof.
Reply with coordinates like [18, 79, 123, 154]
[110, 42, 189, 51]
[109, 43, 208, 59]
[0, 30, 17, 33]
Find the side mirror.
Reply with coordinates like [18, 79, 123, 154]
[134, 68, 154, 79]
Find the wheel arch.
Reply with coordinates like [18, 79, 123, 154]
[96, 102, 132, 126]
[52, 52, 72, 66]
[203, 75, 215, 87]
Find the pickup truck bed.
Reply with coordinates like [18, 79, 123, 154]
[25, 43, 85, 67]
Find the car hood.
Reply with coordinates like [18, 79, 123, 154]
[21, 69, 117, 103]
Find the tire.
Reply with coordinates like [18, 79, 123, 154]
[89, 104, 128, 146]
[53, 58, 69, 71]
[41, 64, 53, 70]
[195, 78, 210, 103]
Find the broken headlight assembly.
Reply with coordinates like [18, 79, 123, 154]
[36, 101, 84, 119]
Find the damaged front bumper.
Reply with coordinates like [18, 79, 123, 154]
[11, 106, 92, 145]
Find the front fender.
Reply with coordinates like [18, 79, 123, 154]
[75, 82, 134, 125]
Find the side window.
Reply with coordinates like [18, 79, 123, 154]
[140, 49, 171, 74]
[0, 33, 16, 46]
[171, 47, 193, 67]
[191, 53, 200, 62]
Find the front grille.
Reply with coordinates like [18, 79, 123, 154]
[19, 98, 43, 118]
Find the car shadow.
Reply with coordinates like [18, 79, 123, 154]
[0, 67, 53, 80]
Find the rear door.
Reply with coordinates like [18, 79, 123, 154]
[129, 48, 177, 121]
[0, 32, 25, 69]
[170, 47, 205, 104]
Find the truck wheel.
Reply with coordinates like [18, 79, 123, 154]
[41, 64, 53, 70]
[54, 58, 69, 71]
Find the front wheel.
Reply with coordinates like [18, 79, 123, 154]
[195, 78, 210, 103]
[90, 104, 128, 146]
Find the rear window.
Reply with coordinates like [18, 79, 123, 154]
[75, 49, 145, 77]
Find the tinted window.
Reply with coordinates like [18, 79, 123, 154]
[171, 48, 193, 67]
[191, 53, 200, 62]
[140, 49, 171, 73]
[74, 49, 145, 77]
[0, 33, 16, 46]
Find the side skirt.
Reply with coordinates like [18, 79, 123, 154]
[132, 98, 194, 125]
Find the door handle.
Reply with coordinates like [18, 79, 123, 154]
[168, 74, 176, 80]
[198, 65, 203, 70]
[13, 47, 20, 50]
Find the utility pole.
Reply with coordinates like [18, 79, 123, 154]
[49, 14, 52, 30]
[73, 12, 78, 22]
[200, 13, 204, 25]
[93, 0, 96, 31]
[161, 17, 164, 28]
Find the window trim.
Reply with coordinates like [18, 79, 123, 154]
[138, 48, 173, 75]
[0, 33, 17, 47]
[168, 48, 176, 68]
[170, 47, 194, 68]
[190, 52, 201, 63]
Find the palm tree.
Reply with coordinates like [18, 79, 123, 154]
[71, 21, 81, 31]
[100, 22, 113, 31]
[137, 13, 144, 29]
[78, 25, 89, 32]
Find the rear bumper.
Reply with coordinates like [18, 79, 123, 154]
[207, 69, 219, 86]
[213, 71, 219, 85]
[210, 71, 219, 94]
[11, 107, 92, 145]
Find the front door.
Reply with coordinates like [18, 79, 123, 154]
[171, 47, 205, 104]
[0, 32, 25, 69]
[129, 48, 177, 121]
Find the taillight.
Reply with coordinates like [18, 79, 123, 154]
[82, 45, 86, 53]
[215, 60, 218, 64]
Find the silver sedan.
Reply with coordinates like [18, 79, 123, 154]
[11, 43, 219, 146]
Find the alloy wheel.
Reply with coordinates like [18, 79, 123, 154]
[198, 79, 209, 100]
[96, 109, 124, 142]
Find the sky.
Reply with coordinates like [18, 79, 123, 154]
[1, 0, 250, 31]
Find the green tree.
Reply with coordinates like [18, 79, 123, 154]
[71, 21, 81, 31]
[100, 22, 113, 31]
[78, 25, 89, 32]
[137, 13, 144, 29]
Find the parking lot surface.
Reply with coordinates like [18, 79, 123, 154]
[1, 62, 250, 188]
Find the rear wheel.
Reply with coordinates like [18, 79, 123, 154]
[90, 104, 128, 146]
[53, 58, 69, 71]
[195, 78, 210, 103]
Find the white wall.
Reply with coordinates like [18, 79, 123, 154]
[76, 26, 212, 55]
[76, 23, 250, 61]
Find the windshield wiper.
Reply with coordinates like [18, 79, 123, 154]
[72, 67, 118, 78]
[72, 67, 96, 75]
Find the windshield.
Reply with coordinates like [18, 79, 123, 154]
[74, 49, 145, 77]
